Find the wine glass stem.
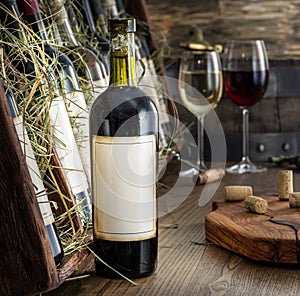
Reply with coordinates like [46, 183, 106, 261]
[242, 108, 250, 162]
[197, 115, 206, 170]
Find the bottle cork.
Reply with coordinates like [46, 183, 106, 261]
[198, 168, 225, 185]
[223, 185, 253, 201]
[278, 170, 293, 200]
[244, 195, 268, 214]
[289, 192, 300, 208]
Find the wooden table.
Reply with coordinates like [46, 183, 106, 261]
[44, 161, 300, 296]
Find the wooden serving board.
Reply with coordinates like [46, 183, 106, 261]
[205, 196, 300, 265]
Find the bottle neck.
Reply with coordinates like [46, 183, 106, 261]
[64, 0, 83, 39]
[88, 0, 108, 37]
[57, 21, 79, 46]
[80, 0, 98, 34]
[16, 0, 48, 41]
[0, 1, 38, 76]
[109, 31, 137, 87]
[2, 80, 20, 118]
[47, 0, 79, 47]
[0, 0, 26, 43]
[102, 0, 119, 19]
[115, 0, 126, 17]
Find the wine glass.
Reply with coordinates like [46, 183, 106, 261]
[178, 50, 223, 174]
[222, 40, 269, 174]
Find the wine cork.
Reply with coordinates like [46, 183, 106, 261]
[278, 170, 293, 200]
[223, 185, 253, 201]
[244, 195, 268, 214]
[289, 192, 300, 208]
[198, 168, 225, 185]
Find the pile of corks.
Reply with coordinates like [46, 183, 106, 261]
[222, 170, 299, 214]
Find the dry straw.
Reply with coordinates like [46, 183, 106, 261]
[0, 3, 90, 256]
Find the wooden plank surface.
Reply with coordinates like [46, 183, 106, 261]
[43, 161, 300, 296]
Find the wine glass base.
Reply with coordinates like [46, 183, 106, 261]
[226, 161, 267, 174]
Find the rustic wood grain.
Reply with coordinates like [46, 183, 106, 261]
[0, 83, 60, 295]
[43, 161, 300, 296]
[205, 196, 300, 264]
[147, 0, 300, 58]
[44, 147, 83, 233]
[57, 247, 91, 282]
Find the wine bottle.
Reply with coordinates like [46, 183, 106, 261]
[115, 0, 126, 17]
[2, 0, 92, 224]
[88, 0, 108, 37]
[43, 0, 108, 107]
[43, 0, 109, 182]
[82, 0, 110, 53]
[71, 0, 110, 58]
[2, 80, 64, 265]
[100, 0, 120, 19]
[139, 37, 172, 138]
[90, 18, 158, 278]
[0, 2, 36, 80]
[63, 0, 109, 72]
[16, 0, 92, 182]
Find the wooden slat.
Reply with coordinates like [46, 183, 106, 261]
[0, 83, 60, 295]
[57, 248, 91, 283]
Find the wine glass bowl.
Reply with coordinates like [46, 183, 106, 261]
[179, 51, 223, 113]
[222, 40, 269, 174]
[179, 50, 223, 173]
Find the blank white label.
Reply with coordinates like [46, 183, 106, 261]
[93, 134, 156, 241]
[14, 116, 54, 226]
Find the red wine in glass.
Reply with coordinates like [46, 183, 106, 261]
[224, 69, 269, 107]
[222, 40, 269, 174]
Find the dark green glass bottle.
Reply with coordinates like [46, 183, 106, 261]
[90, 18, 158, 278]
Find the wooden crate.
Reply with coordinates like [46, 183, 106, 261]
[0, 79, 91, 295]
